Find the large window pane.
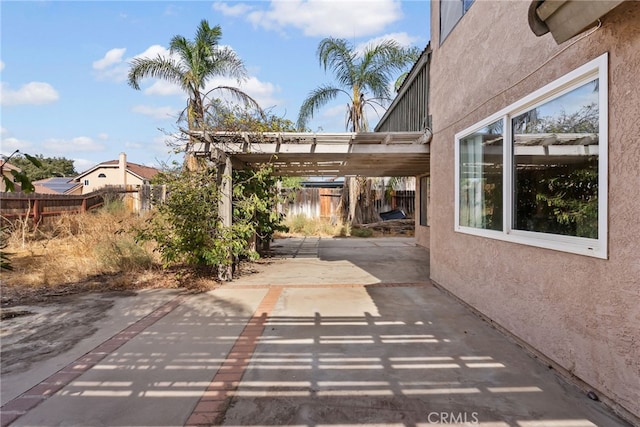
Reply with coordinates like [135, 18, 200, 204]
[512, 80, 599, 238]
[459, 120, 503, 230]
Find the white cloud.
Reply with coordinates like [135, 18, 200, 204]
[93, 44, 170, 83]
[355, 32, 420, 54]
[144, 80, 183, 96]
[0, 61, 5, 71]
[132, 104, 180, 120]
[0, 81, 59, 106]
[0, 136, 32, 156]
[246, 0, 403, 37]
[45, 136, 105, 153]
[97, 133, 109, 140]
[213, 1, 253, 17]
[134, 45, 171, 60]
[93, 48, 126, 70]
[73, 158, 98, 174]
[203, 76, 283, 112]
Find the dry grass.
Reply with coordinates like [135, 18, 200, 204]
[0, 203, 223, 305]
[277, 214, 349, 238]
[277, 214, 415, 238]
[2, 204, 153, 287]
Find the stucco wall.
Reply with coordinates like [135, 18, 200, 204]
[80, 168, 144, 194]
[429, 0, 639, 422]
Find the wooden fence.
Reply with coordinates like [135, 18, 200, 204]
[284, 188, 342, 220]
[0, 192, 105, 226]
[284, 188, 415, 220]
[0, 185, 166, 227]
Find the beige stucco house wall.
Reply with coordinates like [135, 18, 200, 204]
[427, 0, 639, 422]
[0, 161, 21, 192]
[75, 153, 159, 194]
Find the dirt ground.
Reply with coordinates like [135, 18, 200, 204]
[0, 261, 273, 377]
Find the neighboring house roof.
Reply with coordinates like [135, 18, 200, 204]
[0, 161, 22, 192]
[33, 177, 82, 194]
[0, 160, 21, 173]
[75, 160, 160, 182]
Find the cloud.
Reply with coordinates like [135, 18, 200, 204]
[202, 76, 283, 112]
[144, 80, 183, 96]
[0, 136, 32, 156]
[355, 32, 420, 54]
[213, 1, 254, 17]
[97, 133, 109, 140]
[0, 82, 59, 106]
[132, 105, 180, 120]
[73, 158, 98, 174]
[93, 48, 126, 70]
[93, 44, 170, 83]
[44, 136, 105, 153]
[0, 61, 5, 71]
[245, 0, 403, 37]
[134, 45, 171, 60]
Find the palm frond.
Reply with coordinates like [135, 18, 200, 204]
[207, 46, 248, 83]
[127, 55, 185, 90]
[317, 38, 356, 89]
[204, 86, 265, 119]
[297, 85, 350, 131]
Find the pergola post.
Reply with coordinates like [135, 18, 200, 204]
[217, 151, 233, 281]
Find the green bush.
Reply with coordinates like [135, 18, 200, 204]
[350, 227, 373, 238]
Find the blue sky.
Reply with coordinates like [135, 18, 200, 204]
[1, 1, 430, 174]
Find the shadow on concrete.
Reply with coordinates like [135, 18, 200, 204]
[266, 236, 430, 285]
[221, 284, 630, 427]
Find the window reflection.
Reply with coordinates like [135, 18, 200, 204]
[459, 120, 503, 231]
[512, 80, 599, 238]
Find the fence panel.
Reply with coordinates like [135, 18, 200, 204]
[0, 185, 165, 227]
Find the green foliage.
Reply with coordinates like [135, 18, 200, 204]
[1, 150, 44, 193]
[134, 163, 287, 274]
[135, 168, 234, 271]
[128, 19, 260, 138]
[233, 165, 288, 249]
[515, 160, 598, 238]
[279, 176, 303, 190]
[350, 227, 374, 238]
[10, 154, 76, 181]
[1, 226, 13, 271]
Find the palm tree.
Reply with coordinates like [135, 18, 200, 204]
[128, 20, 262, 156]
[298, 37, 419, 224]
[297, 37, 419, 132]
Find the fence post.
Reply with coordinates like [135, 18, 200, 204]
[81, 197, 87, 213]
[32, 199, 41, 224]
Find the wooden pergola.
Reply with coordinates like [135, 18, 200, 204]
[189, 130, 431, 177]
[187, 129, 431, 280]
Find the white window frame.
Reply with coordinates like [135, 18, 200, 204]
[454, 53, 608, 259]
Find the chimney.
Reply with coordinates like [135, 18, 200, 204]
[119, 152, 127, 188]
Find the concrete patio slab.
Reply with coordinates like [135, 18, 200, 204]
[1, 237, 632, 426]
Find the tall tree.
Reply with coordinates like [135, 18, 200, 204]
[297, 37, 419, 224]
[127, 19, 262, 167]
[10, 154, 76, 181]
[297, 37, 419, 132]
